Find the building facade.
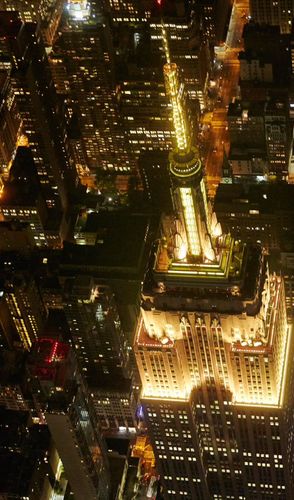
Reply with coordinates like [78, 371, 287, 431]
[249, 0, 293, 34]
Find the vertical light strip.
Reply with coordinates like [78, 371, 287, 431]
[161, 22, 171, 64]
[180, 187, 201, 256]
[164, 64, 188, 151]
[200, 179, 210, 229]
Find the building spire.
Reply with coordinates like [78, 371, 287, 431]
[160, 23, 220, 262]
[161, 22, 189, 152]
[161, 21, 170, 64]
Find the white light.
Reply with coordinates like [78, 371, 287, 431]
[180, 187, 201, 256]
[66, 1, 90, 20]
[178, 242, 187, 260]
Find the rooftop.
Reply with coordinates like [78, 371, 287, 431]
[215, 182, 294, 215]
[62, 211, 156, 277]
[142, 245, 265, 317]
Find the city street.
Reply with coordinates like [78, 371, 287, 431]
[204, 0, 249, 196]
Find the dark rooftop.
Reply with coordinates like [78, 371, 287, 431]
[215, 182, 294, 215]
[62, 211, 156, 277]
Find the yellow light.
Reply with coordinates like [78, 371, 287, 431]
[178, 242, 187, 260]
[278, 325, 291, 406]
[163, 63, 188, 151]
[161, 22, 171, 64]
[180, 187, 201, 256]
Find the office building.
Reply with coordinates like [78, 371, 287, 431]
[264, 99, 291, 177]
[63, 277, 130, 379]
[54, 4, 135, 179]
[214, 182, 294, 252]
[0, 0, 64, 45]
[193, 0, 232, 45]
[61, 209, 154, 334]
[227, 99, 291, 178]
[242, 23, 291, 78]
[0, 402, 54, 499]
[0, 253, 47, 350]
[91, 379, 138, 432]
[103, 0, 153, 23]
[139, 150, 173, 213]
[28, 337, 110, 500]
[0, 12, 76, 212]
[63, 277, 139, 432]
[249, 0, 293, 34]
[239, 23, 292, 105]
[118, 80, 173, 156]
[134, 25, 292, 498]
[0, 146, 62, 247]
[0, 70, 21, 181]
[228, 100, 265, 148]
[0, 385, 28, 410]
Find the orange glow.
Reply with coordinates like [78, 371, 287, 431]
[17, 134, 29, 147]
[132, 436, 156, 472]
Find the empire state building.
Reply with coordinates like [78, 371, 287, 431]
[134, 24, 293, 500]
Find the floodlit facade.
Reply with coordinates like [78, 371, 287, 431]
[134, 25, 293, 499]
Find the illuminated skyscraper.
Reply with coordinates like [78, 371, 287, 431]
[134, 25, 293, 498]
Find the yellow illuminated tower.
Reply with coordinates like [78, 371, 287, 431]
[159, 24, 221, 266]
[134, 23, 294, 500]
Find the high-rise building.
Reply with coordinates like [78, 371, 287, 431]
[227, 99, 291, 179]
[63, 276, 139, 432]
[118, 80, 173, 156]
[193, 0, 232, 46]
[63, 277, 130, 380]
[28, 337, 110, 500]
[0, 402, 53, 499]
[0, 146, 63, 247]
[103, 0, 153, 23]
[0, 12, 76, 213]
[0, 0, 64, 45]
[214, 182, 294, 253]
[0, 70, 21, 180]
[54, 3, 136, 180]
[239, 23, 292, 106]
[264, 99, 291, 177]
[249, 0, 293, 34]
[134, 25, 292, 498]
[0, 253, 47, 350]
[149, 16, 210, 105]
[228, 100, 265, 149]
[107, 0, 208, 168]
[139, 150, 173, 213]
